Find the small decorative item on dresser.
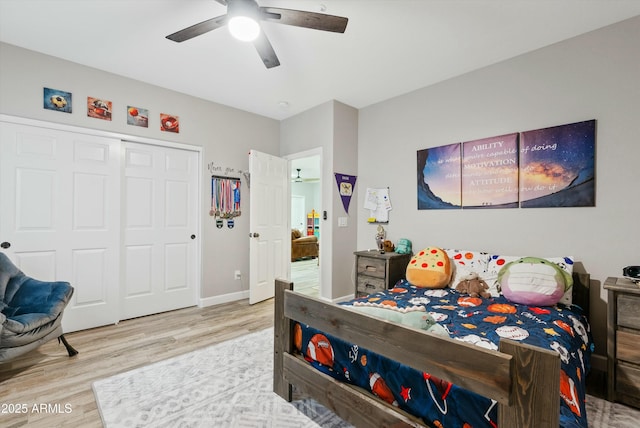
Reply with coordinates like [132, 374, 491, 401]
[623, 266, 640, 284]
[354, 250, 412, 298]
[605, 276, 640, 408]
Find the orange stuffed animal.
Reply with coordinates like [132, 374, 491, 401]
[406, 247, 451, 288]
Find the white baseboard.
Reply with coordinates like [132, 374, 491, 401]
[199, 290, 249, 307]
[332, 294, 356, 304]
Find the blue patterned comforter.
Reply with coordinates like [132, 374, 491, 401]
[295, 280, 593, 428]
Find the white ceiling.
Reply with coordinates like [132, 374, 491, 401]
[1, 1, 639, 121]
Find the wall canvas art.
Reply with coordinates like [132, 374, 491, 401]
[127, 106, 149, 127]
[87, 97, 112, 121]
[519, 119, 596, 208]
[160, 113, 179, 133]
[462, 133, 519, 209]
[417, 143, 461, 209]
[43, 87, 72, 113]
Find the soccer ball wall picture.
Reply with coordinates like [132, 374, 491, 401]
[43, 87, 72, 113]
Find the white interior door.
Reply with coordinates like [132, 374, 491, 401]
[122, 142, 199, 319]
[291, 195, 305, 232]
[249, 150, 289, 304]
[0, 122, 121, 331]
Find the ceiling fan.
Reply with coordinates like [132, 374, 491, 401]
[166, 0, 349, 69]
[292, 168, 319, 183]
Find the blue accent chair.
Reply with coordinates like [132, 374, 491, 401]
[0, 253, 78, 363]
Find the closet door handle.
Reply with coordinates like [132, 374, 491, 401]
[0, 242, 10, 249]
[249, 233, 260, 238]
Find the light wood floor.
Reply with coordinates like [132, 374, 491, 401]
[291, 258, 320, 297]
[0, 298, 274, 427]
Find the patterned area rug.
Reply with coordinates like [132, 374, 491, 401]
[93, 328, 349, 428]
[93, 328, 639, 428]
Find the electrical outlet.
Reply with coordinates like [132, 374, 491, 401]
[234, 270, 241, 280]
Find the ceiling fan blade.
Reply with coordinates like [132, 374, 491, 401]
[166, 14, 228, 42]
[259, 7, 348, 33]
[252, 30, 280, 69]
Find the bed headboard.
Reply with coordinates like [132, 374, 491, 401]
[572, 272, 590, 316]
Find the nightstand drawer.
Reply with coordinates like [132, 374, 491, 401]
[357, 275, 386, 294]
[616, 363, 640, 397]
[617, 330, 640, 364]
[618, 294, 640, 329]
[357, 257, 386, 279]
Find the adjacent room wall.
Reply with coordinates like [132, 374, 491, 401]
[356, 16, 640, 360]
[281, 100, 359, 300]
[0, 42, 280, 303]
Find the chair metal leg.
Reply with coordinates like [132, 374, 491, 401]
[58, 334, 79, 357]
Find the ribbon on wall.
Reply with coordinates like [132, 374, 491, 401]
[210, 175, 241, 228]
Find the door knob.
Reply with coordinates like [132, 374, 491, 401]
[190, 234, 196, 240]
[0, 242, 10, 249]
[249, 233, 260, 238]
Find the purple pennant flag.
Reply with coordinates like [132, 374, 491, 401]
[335, 173, 357, 214]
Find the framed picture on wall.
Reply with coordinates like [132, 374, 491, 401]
[87, 97, 112, 120]
[519, 119, 596, 207]
[43, 87, 72, 113]
[461, 132, 519, 209]
[160, 113, 179, 133]
[127, 106, 149, 127]
[417, 143, 461, 209]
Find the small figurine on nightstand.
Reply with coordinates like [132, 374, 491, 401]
[623, 265, 640, 284]
[375, 225, 386, 252]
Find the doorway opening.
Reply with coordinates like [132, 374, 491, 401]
[288, 151, 321, 297]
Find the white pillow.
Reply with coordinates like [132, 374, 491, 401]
[444, 249, 491, 289]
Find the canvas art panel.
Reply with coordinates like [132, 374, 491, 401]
[462, 132, 519, 209]
[127, 106, 149, 127]
[43, 87, 72, 113]
[87, 97, 112, 121]
[160, 113, 179, 133]
[417, 143, 461, 210]
[519, 119, 596, 208]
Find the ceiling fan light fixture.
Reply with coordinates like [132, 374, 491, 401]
[227, 0, 261, 42]
[228, 15, 260, 42]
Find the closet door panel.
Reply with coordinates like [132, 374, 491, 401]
[122, 142, 198, 319]
[0, 122, 121, 332]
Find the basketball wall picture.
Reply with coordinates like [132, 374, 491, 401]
[127, 106, 148, 128]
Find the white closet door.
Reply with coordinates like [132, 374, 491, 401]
[0, 122, 121, 332]
[122, 142, 199, 319]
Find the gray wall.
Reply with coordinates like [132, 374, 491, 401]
[281, 100, 358, 300]
[356, 16, 640, 360]
[0, 42, 280, 302]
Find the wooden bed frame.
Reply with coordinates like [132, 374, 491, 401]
[274, 272, 590, 428]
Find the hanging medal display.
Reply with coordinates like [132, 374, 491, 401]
[210, 175, 241, 229]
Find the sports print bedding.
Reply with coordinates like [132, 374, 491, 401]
[294, 280, 593, 428]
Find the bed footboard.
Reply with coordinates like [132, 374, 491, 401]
[274, 279, 563, 427]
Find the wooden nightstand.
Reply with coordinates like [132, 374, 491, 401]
[605, 276, 640, 408]
[354, 250, 412, 298]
